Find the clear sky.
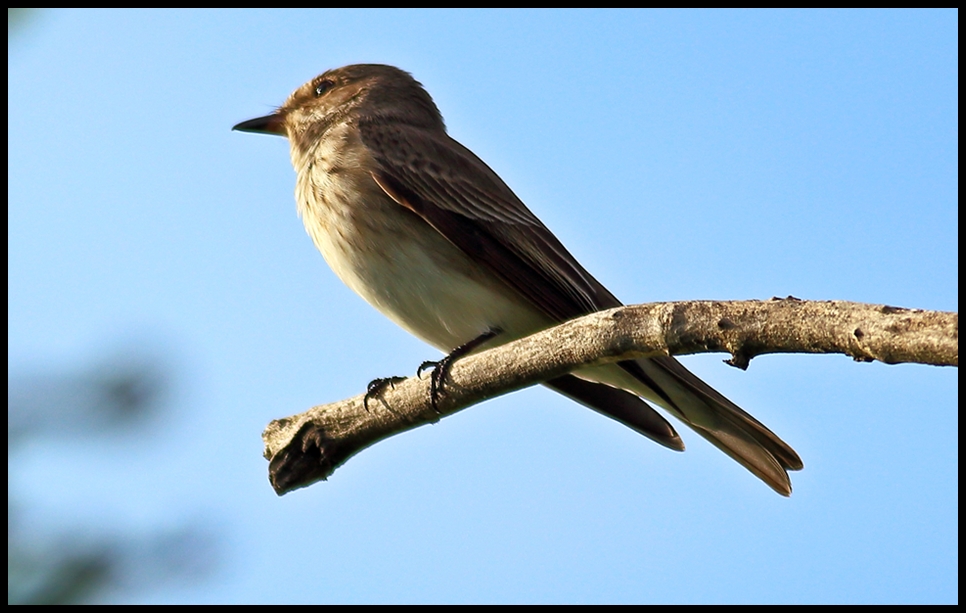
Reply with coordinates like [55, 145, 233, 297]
[8, 9, 957, 604]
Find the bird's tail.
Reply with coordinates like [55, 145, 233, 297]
[575, 356, 802, 495]
[629, 356, 803, 495]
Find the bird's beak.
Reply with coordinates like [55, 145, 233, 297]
[232, 112, 286, 136]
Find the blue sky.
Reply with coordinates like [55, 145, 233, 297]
[8, 9, 957, 604]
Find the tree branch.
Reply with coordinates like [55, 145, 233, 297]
[262, 298, 957, 495]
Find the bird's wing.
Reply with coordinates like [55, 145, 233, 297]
[544, 375, 684, 451]
[361, 120, 687, 449]
[361, 121, 617, 322]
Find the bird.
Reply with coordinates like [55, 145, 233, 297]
[233, 64, 803, 495]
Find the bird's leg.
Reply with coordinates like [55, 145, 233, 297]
[363, 376, 407, 411]
[418, 328, 501, 412]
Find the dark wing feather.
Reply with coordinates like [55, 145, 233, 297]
[361, 120, 616, 322]
[545, 375, 684, 451]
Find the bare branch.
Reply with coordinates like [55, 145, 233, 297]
[262, 298, 957, 495]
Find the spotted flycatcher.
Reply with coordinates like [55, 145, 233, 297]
[234, 64, 802, 495]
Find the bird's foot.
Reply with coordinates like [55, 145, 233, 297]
[363, 376, 407, 411]
[417, 329, 501, 413]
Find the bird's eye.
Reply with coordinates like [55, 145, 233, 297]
[314, 79, 335, 97]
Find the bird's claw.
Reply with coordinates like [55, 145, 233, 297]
[364, 376, 407, 411]
[417, 328, 501, 414]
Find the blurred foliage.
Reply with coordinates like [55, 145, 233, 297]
[8, 351, 217, 604]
